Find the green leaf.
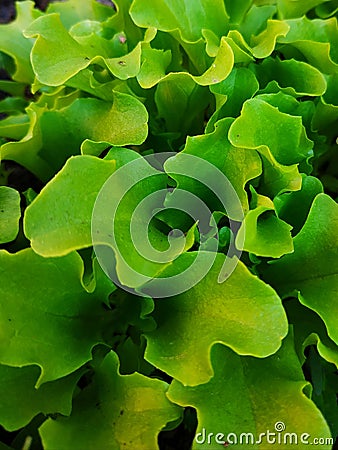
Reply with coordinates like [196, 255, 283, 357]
[306, 356, 338, 439]
[274, 175, 324, 235]
[46, 0, 115, 29]
[0, 248, 113, 385]
[140, 35, 234, 88]
[1, 105, 53, 181]
[0, 186, 21, 244]
[56, 94, 148, 147]
[24, 13, 94, 86]
[277, 17, 338, 74]
[92, 148, 176, 290]
[236, 188, 294, 258]
[238, 4, 277, 42]
[316, 0, 338, 18]
[263, 194, 338, 346]
[24, 155, 116, 256]
[192, 37, 234, 86]
[130, 0, 229, 43]
[0, 80, 26, 97]
[2, 94, 147, 181]
[253, 58, 327, 97]
[167, 331, 332, 449]
[107, 289, 156, 338]
[25, 13, 143, 86]
[0, 114, 30, 140]
[103, 0, 144, 49]
[154, 74, 210, 136]
[40, 351, 182, 450]
[224, 0, 252, 25]
[277, 0, 331, 19]
[224, 31, 254, 64]
[0, 1, 42, 83]
[137, 43, 172, 89]
[165, 118, 262, 216]
[0, 97, 28, 115]
[313, 73, 338, 135]
[0, 364, 85, 431]
[209, 67, 259, 122]
[250, 20, 290, 58]
[257, 145, 302, 198]
[143, 253, 288, 386]
[285, 299, 338, 368]
[228, 98, 313, 165]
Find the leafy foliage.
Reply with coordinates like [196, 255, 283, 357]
[0, 0, 337, 449]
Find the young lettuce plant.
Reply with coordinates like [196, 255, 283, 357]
[0, 0, 337, 449]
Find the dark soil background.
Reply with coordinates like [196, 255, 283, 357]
[0, 0, 53, 23]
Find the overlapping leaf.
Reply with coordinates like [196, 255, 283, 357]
[0, 0, 337, 448]
[277, 16, 338, 74]
[130, 0, 229, 42]
[0, 249, 114, 385]
[143, 253, 288, 386]
[2, 94, 147, 181]
[274, 175, 324, 235]
[164, 118, 262, 217]
[257, 145, 302, 198]
[285, 299, 338, 368]
[168, 332, 332, 450]
[46, 0, 115, 29]
[253, 58, 327, 96]
[263, 194, 338, 345]
[0, 364, 86, 431]
[24, 155, 116, 255]
[228, 98, 313, 165]
[0, 1, 41, 83]
[236, 188, 294, 257]
[40, 351, 182, 450]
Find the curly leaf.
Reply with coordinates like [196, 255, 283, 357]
[209, 67, 259, 125]
[0, 1, 41, 83]
[250, 19, 290, 58]
[236, 188, 294, 258]
[2, 94, 147, 181]
[277, 0, 332, 19]
[263, 194, 338, 345]
[0, 114, 30, 140]
[257, 145, 302, 198]
[238, 4, 277, 42]
[24, 155, 116, 256]
[46, 0, 115, 29]
[286, 299, 338, 368]
[153, 74, 210, 135]
[228, 98, 313, 165]
[165, 118, 262, 217]
[253, 58, 327, 97]
[25, 13, 142, 86]
[0, 249, 114, 385]
[144, 253, 288, 386]
[277, 16, 338, 74]
[130, 0, 229, 42]
[274, 175, 323, 235]
[0, 364, 85, 431]
[40, 351, 182, 450]
[168, 332, 332, 449]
